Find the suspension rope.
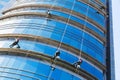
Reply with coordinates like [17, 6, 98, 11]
[46, 0, 58, 18]
[79, 0, 90, 60]
[33, 0, 58, 41]
[57, 0, 76, 51]
[47, 0, 76, 80]
[49, 0, 58, 10]
[47, 66, 54, 80]
[6, 0, 60, 80]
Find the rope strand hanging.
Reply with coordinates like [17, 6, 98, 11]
[47, 0, 76, 80]
[57, 0, 76, 51]
[8, 0, 59, 80]
[73, 0, 90, 70]
[78, 0, 90, 60]
[46, 0, 58, 18]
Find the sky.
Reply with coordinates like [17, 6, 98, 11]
[112, 0, 120, 80]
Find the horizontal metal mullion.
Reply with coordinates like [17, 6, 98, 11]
[0, 12, 106, 44]
[0, 48, 98, 80]
[0, 34, 106, 71]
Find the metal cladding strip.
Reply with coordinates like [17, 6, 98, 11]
[0, 71, 40, 80]
[0, 76, 19, 80]
[0, 34, 106, 71]
[1, 4, 106, 33]
[0, 67, 48, 78]
[3, 0, 106, 16]
[94, 0, 106, 6]
[78, 0, 106, 15]
[0, 12, 106, 44]
[0, 48, 98, 80]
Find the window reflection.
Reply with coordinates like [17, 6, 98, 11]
[0, 56, 87, 80]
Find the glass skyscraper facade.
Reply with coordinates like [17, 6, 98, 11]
[0, 0, 115, 80]
[0, 0, 11, 16]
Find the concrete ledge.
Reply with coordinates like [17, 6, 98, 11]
[79, 0, 106, 15]
[0, 48, 98, 80]
[2, 4, 106, 33]
[0, 34, 106, 71]
[0, 12, 106, 43]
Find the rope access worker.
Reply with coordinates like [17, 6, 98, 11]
[9, 38, 20, 48]
[50, 51, 60, 71]
[52, 51, 60, 60]
[47, 10, 51, 17]
[73, 59, 83, 69]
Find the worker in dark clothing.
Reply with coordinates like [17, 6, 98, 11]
[47, 10, 50, 15]
[100, 6, 105, 10]
[50, 51, 60, 71]
[96, 6, 105, 14]
[47, 10, 51, 17]
[52, 51, 60, 60]
[9, 38, 20, 48]
[16, 44, 20, 48]
[96, 11, 100, 14]
[73, 59, 83, 69]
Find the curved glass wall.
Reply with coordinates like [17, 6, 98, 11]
[5, 8, 105, 37]
[9, 0, 106, 27]
[0, 56, 85, 80]
[0, 0, 107, 80]
[0, 18, 105, 64]
[0, 40, 103, 79]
